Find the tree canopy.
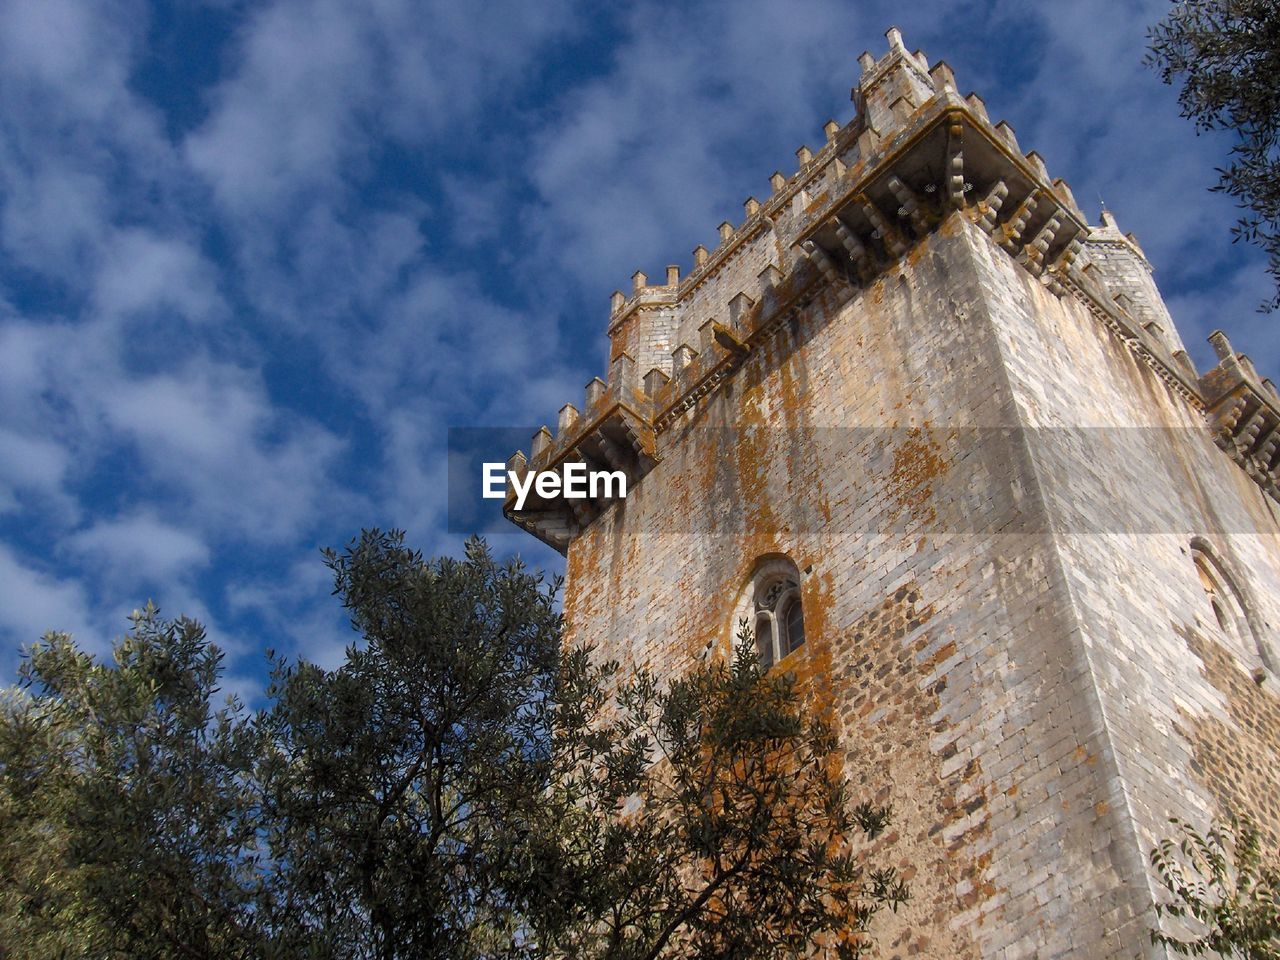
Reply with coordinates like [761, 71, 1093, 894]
[1148, 0, 1280, 311]
[0, 531, 905, 959]
[0, 607, 272, 959]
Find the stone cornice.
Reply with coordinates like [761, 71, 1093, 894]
[505, 28, 1273, 551]
[1199, 331, 1280, 504]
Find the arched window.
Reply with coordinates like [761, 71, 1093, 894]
[1195, 554, 1238, 638]
[735, 557, 806, 669]
[1190, 538, 1272, 681]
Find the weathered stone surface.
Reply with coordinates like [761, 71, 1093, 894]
[505, 26, 1280, 960]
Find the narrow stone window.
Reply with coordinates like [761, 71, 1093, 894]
[738, 557, 806, 669]
[754, 611, 777, 669]
[1196, 557, 1234, 635]
[1190, 538, 1271, 680]
[782, 592, 806, 654]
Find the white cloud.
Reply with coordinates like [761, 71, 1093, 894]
[0, 0, 137, 117]
[0, 310, 348, 548]
[99, 362, 348, 541]
[225, 553, 355, 672]
[0, 166, 111, 274]
[184, 0, 372, 214]
[524, 0, 857, 294]
[92, 229, 225, 323]
[0, 427, 72, 515]
[185, 0, 581, 219]
[0, 0, 183, 281]
[0, 544, 97, 655]
[1, 0, 1275, 690]
[0, 0, 588, 680]
[441, 174, 506, 248]
[67, 512, 211, 583]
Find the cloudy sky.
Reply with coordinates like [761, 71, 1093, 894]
[0, 0, 1274, 693]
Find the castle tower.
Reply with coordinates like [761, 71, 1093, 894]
[505, 28, 1280, 959]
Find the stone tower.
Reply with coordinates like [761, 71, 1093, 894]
[504, 28, 1280, 959]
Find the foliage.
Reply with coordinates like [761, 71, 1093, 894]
[1150, 814, 1280, 958]
[1147, 0, 1280, 311]
[534, 621, 907, 960]
[258, 530, 565, 960]
[0, 531, 905, 959]
[0, 605, 274, 959]
[0, 687, 107, 959]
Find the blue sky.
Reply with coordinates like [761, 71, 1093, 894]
[1, 0, 1274, 696]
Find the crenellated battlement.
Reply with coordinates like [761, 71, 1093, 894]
[1200, 330, 1280, 503]
[505, 26, 1271, 552]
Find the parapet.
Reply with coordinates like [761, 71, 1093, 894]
[852, 27, 938, 138]
[1199, 330, 1280, 504]
[504, 26, 1244, 552]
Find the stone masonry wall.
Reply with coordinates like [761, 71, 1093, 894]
[559, 217, 1185, 959]
[521, 29, 1280, 957]
[974, 222, 1280, 939]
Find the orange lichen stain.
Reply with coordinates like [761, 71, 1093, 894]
[797, 567, 840, 724]
[734, 386, 778, 537]
[904, 240, 929, 269]
[887, 424, 948, 525]
[1071, 745, 1099, 767]
[938, 212, 965, 237]
[732, 324, 824, 545]
[608, 318, 640, 363]
[804, 191, 831, 214]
